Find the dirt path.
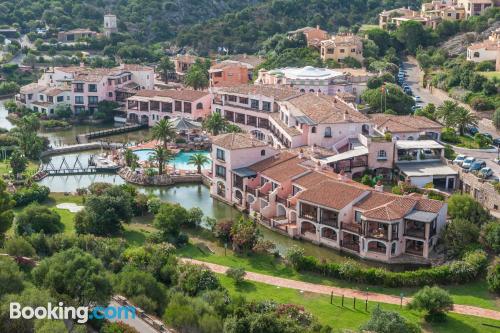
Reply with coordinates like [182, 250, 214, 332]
[182, 258, 500, 321]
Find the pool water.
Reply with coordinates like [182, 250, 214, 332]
[133, 149, 211, 171]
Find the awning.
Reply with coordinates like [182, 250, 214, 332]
[396, 140, 444, 150]
[171, 117, 202, 131]
[320, 147, 368, 165]
[233, 167, 257, 178]
[397, 162, 458, 177]
[295, 116, 316, 125]
[405, 210, 437, 223]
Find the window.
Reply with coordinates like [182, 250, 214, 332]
[75, 96, 84, 105]
[239, 97, 248, 104]
[162, 102, 172, 113]
[74, 83, 84, 92]
[88, 84, 97, 92]
[227, 95, 237, 102]
[311, 126, 316, 134]
[215, 165, 226, 179]
[324, 127, 332, 137]
[175, 101, 182, 111]
[216, 148, 225, 161]
[183, 102, 192, 113]
[354, 211, 362, 224]
[57, 96, 64, 102]
[327, 48, 334, 54]
[340, 49, 345, 53]
[351, 48, 356, 52]
[262, 101, 271, 112]
[75, 106, 85, 114]
[196, 102, 203, 109]
[260, 149, 266, 156]
[250, 99, 259, 109]
[88, 96, 98, 105]
[309, 89, 314, 92]
[377, 150, 387, 160]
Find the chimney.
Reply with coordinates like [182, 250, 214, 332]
[79, 62, 85, 68]
[374, 180, 384, 192]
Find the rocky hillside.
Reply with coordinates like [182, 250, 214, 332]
[441, 21, 500, 56]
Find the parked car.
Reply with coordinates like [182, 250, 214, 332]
[453, 154, 466, 165]
[466, 126, 479, 135]
[479, 167, 493, 178]
[411, 105, 422, 112]
[468, 160, 486, 172]
[413, 96, 422, 103]
[461, 157, 475, 169]
[493, 138, 500, 147]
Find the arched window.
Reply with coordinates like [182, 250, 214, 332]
[196, 102, 203, 109]
[261, 149, 266, 156]
[311, 126, 316, 134]
[377, 150, 387, 159]
[309, 89, 315, 92]
[300, 89, 305, 92]
[407, 136, 414, 140]
[324, 127, 332, 137]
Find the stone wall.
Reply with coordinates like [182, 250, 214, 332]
[450, 163, 500, 215]
[118, 167, 203, 186]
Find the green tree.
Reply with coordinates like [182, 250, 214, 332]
[113, 267, 167, 314]
[202, 112, 228, 135]
[481, 221, 500, 254]
[153, 203, 189, 241]
[75, 185, 133, 236]
[23, 54, 37, 69]
[454, 106, 478, 136]
[149, 145, 172, 175]
[54, 104, 72, 119]
[151, 118, 176, 148]
[124, 149, 139, 169]
[4, 237, 36, 257]
[436, 101, 459, 128]
[230, 217, 259, 253]
[394, 21, 432, 54]
[486, 262, 500, 293]
[95, 100, 119, 122]
[361, 83, 414, 114]
[34, 320, 67, 333]
[177, 264, 221, 296]
[101, 322, 140, 333]
[10, 150, 28, 176]
[361, 308, 419, 333]
[447, 194, 490, 225]
[415, 103, 436, 120]
[474, 133, 492, 148]
[33, 248, 112, 306]
[408, 286, 453, 321]
[184, 59, 209, 90]
[188, 153, 210, 174]
[0, 256, 24, 299]
[226, 267, 246, 285]
[157, 56, 175, 82]
[442, 218, 480, 257]
[15, 204, 63, 235]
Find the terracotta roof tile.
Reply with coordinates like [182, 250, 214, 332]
[133, 89, 209, 102]
[354, 191, 398, 211]
[249, 152, 297, 173]
[215, 84, 302, 101]
[212, 133, 267, 150]
[371, 114, 442, 133]
[362, 197, 417, 221]
[260, 157, 308, 183]
[298, 180, 367, 210]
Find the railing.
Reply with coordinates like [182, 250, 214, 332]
[365, 230, 389, 241]
[405, 247, 424, 256]
[341, 222, 361, 234]
[341, 242, 360, 252]
[276, 196, 287, 205]
[319, 219, 338, 228]
[234, 181, 243, 190]
[404, 229, 425, 239]
[258, 191, 269, 201]
[367, 246, 386, 254]
[300, 213, 317, 221]
[245, 186, 257, 196]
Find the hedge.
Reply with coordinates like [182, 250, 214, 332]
[289, 250, 488, 288]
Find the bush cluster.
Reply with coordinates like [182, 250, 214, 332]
[12, 184, 50, 207]
[287, 248, 487, 288]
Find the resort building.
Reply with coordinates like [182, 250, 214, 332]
[255, 66, 375, 99]
[57, 29, 98, 43]
[16, 64, 154, 115]
[422, 1, 466, 21]
[379, 7, 420, 29]
[466, 28, 500, 63]
[125, 89, 211, 126]
[209, 60, 253, 87]
[209, 135, 448, 263]
[287, 26, 329, 48]
[457, 0, 496, 17]
[210, 85, 372, 150]
[173, 54, 200, 80]
[370, 114, 443, 141]
[320, 34, 364, 64]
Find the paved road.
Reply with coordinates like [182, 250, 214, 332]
[182, 258, 500, 321]
[108, 300, 161, 333]
[403, 58, 500, 177]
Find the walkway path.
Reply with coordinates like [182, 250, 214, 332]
[182, 258, 500, 321]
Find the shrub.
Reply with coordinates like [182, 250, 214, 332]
[442, 218, 480, 258]
[443, 144, 456, 160]
[15, 204, 63, 235]
[361, 308, 420, 333]
[486, 262, 500, 293]
[226, 267, 246, 284]
[12, 184, 50, 207]
[493, 108, 500, 130]
[440, 128, 459, 143]
[447, 194, 490, 225]
[481, 221, 500, 254]
[101, 322, 139, 333]
[408, 286, 453, 322]
[4, 237, 36, 257]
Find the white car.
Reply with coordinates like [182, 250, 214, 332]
[461, 157, 475, 169]
[413, 96, 423, 104]
[479, 167, 493, 178]
[453, 154, 466, 165]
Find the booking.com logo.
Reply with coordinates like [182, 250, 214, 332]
[10, 302, 136, 323]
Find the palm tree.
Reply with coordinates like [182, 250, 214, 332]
[151, 118, 176, 149]
[123, 149, 139, 169]
[157, 56, 175, 83]
[188, 153, 210, 174]
[203, 112, 228, 135]
[149, 145, 172, 175]
[454, 106, 478, 136]
[436, 101, 459, 129]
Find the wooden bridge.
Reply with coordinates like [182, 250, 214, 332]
[34, 155, 120, 180]
[76, 124, 147, 144]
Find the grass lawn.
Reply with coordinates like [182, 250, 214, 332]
[0, 160, 39, 176]
[180, 228, 499, 311]
[219, 275, 500, 333]
[479, 71, 500, 80]
[455, 135, 491, 149]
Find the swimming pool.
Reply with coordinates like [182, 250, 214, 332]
[133, 149, 212, 171]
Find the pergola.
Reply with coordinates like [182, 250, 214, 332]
[170, 117, 202, 140]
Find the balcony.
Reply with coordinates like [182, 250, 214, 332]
[245, 186, 257, 196]
[319, 219, 338, 228]
[404, 228, 425, 239]
[341, 242, 360, 252]
[258, 191, 269, 201]
[276, 195, 287, 205]
[341, 222, 361, 234]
